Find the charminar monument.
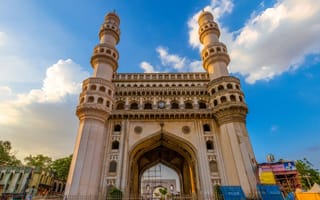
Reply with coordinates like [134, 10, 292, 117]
[64, 10, 258, 199]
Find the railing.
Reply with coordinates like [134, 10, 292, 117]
[27, 192, 265, 200]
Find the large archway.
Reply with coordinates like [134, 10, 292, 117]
[127, 130, 199, 197]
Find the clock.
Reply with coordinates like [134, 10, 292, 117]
[158, 101, 165, 109]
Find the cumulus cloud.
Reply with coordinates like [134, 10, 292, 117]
[140, 61, 158, 73]
[0, 59, 88, 124]
[0, 59, 89, 160]
[187, 0, 320, 83]
[140, 47, 204, 73]
[229, 0, 320, 83]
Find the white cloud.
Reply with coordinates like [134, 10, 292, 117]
[229, 0, 320, 83]
[140, 61, 158, 73]
[186, 0, 320, 83]
[16, 59, 89, 104]
[0, 59, 89, 125]
[0, 59, 89, 160]
[141, 47, 204, 73]
[156, 46, 187, 71]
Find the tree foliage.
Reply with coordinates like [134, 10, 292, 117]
[0, 140, 22, 166]
[51, 155, 72, 181]
[296, 158, 320, 190]
[24, 154, 52, 169]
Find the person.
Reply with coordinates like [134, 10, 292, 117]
[25, 186, 36, 200]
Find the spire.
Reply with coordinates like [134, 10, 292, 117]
[198, 11, 230, 80]
[90, 11, 121, 80]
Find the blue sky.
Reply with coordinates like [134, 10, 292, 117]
[0, 0, 319, 169]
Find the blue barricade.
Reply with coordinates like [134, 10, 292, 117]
[219, 186, 246, 200]
[257, 184, 284, 200]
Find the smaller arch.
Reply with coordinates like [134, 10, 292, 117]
[171, 101, 179, 109]
[116, 101, 125, 110]
[90, 85, 97, 90]
[106, 49, 111, 54]
[114, 124, 121, 132]
[88, 96, 94, 103]
[239, 96, 243, 102]
[99, 86, 106, 92]
[213, 100, 218, 106]
[112, 141, 119, 150]
[206, 140, 214, 150]
[220, 96, 227, 103]
[106, 101, 110, 107]
[144, 102, 153, 110]
[209, 160, 218, 173]
[199, 101, 207, 109]
[236, 85, 240, 90]
[203, 124, 211, 132]
[109, 161, 117, 173]
[185, 101, 193, 109]
[130, 102, 139, 110]
[230, 95, 236, 102]
[211, 88, 216, 95]
[108, 90, 112, 96]
[227, 83, 233, 89]
[217, 85, 224, 91]
[97, 97, 103, 104]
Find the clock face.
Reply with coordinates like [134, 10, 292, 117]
[158, 101, 165, 109]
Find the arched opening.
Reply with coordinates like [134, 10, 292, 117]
[185, 101, 193, 109]
[130, 102, 139, 110]
[203, 124, 211, 132]
[144, 102, 153, 110]
[198, 101, 207, 109]
[140, 164, 180, 199]
[114, 124, 121, 132]
[206, 140, 214, 150]
[112, 141, 119, 150]
[109, 161, 117, 173]
[171, 101, 179, 109]
[116, 101, 125, 110]
[127, 132, 199, 197]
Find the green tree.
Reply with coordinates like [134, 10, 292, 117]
[296, 158, 320, 190]
[159, 187, 168, 200]
[50, 155, 72, 181]
[0, 140, 22, 166]
[24, 154, 52, 169]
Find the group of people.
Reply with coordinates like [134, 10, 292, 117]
[25, 186, 36, 200]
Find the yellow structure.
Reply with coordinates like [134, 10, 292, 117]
[65, 11, 258, 199]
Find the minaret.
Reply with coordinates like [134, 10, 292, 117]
[65, 12, 120, 198]
[198, 11, 230, 80]
[199, 11, 257, 194]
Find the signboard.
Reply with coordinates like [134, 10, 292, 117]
[259, 171, 276, 184]
[219, 186, 246, 200]
[257, 185, 283, 200]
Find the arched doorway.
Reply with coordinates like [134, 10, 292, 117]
[141, 164, 180, 199]
[127, 130, 199, 197]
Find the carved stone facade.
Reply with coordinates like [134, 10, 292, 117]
[65, 11, 258, 199]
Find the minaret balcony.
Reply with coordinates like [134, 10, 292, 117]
[199, 21, 220, 43]
[91, 44, 119, 71]
[99, 23, 120, 44]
